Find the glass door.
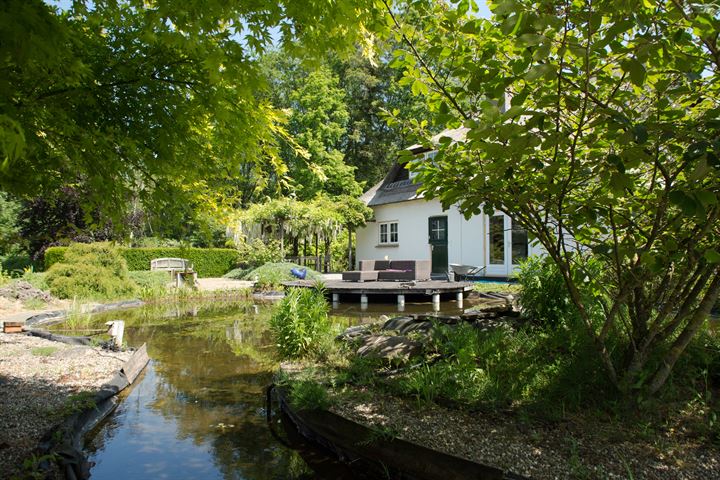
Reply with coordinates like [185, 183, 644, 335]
[486, 214, 528, 276]
[428, 216, 448, 276]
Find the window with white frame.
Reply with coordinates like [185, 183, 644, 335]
[379, 221, 399, 244]
[409, 150, 438, 180]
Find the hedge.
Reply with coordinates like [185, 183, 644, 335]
[44, 246, 240, 278]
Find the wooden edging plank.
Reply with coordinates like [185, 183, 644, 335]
[276, 386, 527, 480]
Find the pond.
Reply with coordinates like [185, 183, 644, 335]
[52, 298, 473, 479]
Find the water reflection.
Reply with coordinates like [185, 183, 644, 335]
[80, 302, 316, 479]
[66, 298, 480, 479]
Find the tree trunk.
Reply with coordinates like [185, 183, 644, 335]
[314, 233, 320, 271]
[279, 220, 285, 260]
[324, 237, 331, 273]
[648, 272, 720, 395]
[347, 226, 354, 270]
[626, 267, 712, 382]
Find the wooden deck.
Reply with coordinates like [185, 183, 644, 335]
[283, 279, 474, 310]
[284, 279, 472, 295]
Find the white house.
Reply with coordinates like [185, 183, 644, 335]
[355, 129, 545, 279]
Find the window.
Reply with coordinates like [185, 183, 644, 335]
[511, 222, 528, 264]
[379, 221, 398, 244]
[489, 215, 505, 265]
[410, 150, 439, 180]
[428, 217, 447, 242]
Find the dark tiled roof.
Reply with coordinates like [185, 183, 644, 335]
[361, 163, 422, 207]
[361, 127, 468, 207]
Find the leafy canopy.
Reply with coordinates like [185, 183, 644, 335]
[0, 0, 385, 216]
[390, 0, 720, 395]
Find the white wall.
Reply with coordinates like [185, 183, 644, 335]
[355, 198, 547, 276]
[355, 198, 487, 269]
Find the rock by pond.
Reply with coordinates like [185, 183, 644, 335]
[356, 334, 423, 361]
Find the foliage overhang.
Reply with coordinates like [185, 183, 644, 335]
[387, 0, 720, 396]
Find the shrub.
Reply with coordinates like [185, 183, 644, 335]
[223, 267, 252, 280]
[1, 253, 32, 276]
[243, 262, 321, 291]
[235, 238, 282, 268]
[46, 243, 137, 300]
[516, 254, 604, 328]
[43, 247, 66, 271]
[128, 271, 170, 299]
[45, 246, 240, 277]
[132, 237, 182, 248]
[516, 255, 576, 328]
[270, 286, 331, 359]
[397, 321, 617, 416]
[289, 380, 333, 410]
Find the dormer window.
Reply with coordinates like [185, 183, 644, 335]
[423, 150, 438, 161]
[410, 150, 437, 180]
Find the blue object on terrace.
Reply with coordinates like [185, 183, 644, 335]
[290, 267, 307, 279]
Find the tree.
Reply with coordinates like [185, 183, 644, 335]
[388, 0, 720, 395]
[0, 192, 22, 258]
[0, 0, 385, 216]
[18, 187, 117, 261]
[231, 194, 370, 271]
[286, 66, 362, 199]
[329, 45, 434, 185]
[333, 194, 374, 269]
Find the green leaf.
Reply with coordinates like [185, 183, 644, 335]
[518, 33, 544, 47]
[610, 172, 633, 192]
[694, 190, 717, 207]
[524, 63, 555, 81]
[621, 59, 646, 86]
[502, 105, 524, 119]
[411, 79, 429, 96]
[632, 124, 648, 144]
[669, 191, 698, 216]
[704, 249, 720, 264]
[606, 154, 625, 173]
[481, 101, 501, 123]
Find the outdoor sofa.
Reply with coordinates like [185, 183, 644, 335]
[342, 260, 431, 282]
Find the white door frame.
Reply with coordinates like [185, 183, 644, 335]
[485, 213, 527, 277]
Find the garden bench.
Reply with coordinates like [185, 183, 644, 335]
[150, 257, 197, 288]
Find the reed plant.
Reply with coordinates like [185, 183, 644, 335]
[270, 286, 331, 359]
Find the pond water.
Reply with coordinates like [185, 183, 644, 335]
[52, 299, 471, 479]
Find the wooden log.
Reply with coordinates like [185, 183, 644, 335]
[121, 343, 149, 385]
[3, 321, 23, 333]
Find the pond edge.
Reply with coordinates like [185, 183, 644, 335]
[271, 383, 530, 480]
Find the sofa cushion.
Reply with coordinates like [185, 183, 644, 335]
[361, 260, 390, 271]
[389, 260, 416, 271]
[342, 270, 379, 282]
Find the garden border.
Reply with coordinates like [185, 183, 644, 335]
[33, 342, 149, 480]
[22, 299, 145, 329]
[11, 299, 150, 480]
[270, 384, 529, 480]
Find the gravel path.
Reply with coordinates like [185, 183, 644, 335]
[0, 332, 130, 479]
[195, 278, 254, 291]
[331, 387, 720, 480]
